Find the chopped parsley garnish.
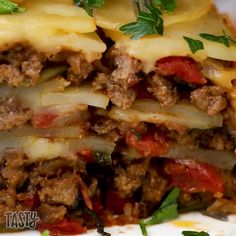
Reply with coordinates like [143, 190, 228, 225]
[199, 30, 236, 48]
[139, 188, 180, 236]
[93, 151, 112, 166]
[120, 2, 164, 40]
[182, 231, 210, 236]
[152, 0, 177, 13]
[0, 0, 26, 14]
[183, 36, 204, 54]
[74, 0, 104, 16]
[41, 230, 50, 236]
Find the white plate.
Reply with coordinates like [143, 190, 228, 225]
[2, 213, 236, 236]
[3, 1, 236, 236]
[215, 0, 236, 25]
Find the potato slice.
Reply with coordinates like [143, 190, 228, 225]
[94, 0, 212, 31]
[109, 99, 223, 130]
[41, 87, 109, 109]
[69, 137, 116, 155]
[0, 137, 115, 162]
[22, 0, 95, 33]
[161, 146, 236, 170]
[0, 78, 69, 111]
[0, 126, 86, 139]
[0, 0, 106, 56]
[0, 137, 70, 162]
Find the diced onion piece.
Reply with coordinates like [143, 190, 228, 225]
[202, 59, 236, 89]
[0, 125, 85, 139]
[69, 136, 116, 155]
[94, 0, 212, 31]
[109, 99, 223, 129]
[160, 146, 236, 170]
[0, 136, 116, 162]
[41, 87, 109, 109]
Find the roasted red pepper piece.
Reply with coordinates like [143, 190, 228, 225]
[156, 56, 207, 85]
[126, 130, 168, 158]
[77, 148, 94, 163]
[18, 193, 40, 209]
[38, 219, 86, 236]
[106, 191, 131, 215]
[164, 160, 223, 195]
[32, 111, 58, 128]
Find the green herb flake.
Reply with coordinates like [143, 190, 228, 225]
[130, 128, 142, 140]
[139, 220, 148, 236]
[41, 230, 50, 236]
[183, 36, 204, 54]
[120, 3, 164, 40]
[152, 0, 177, 13]
[74, 0, 104, 16]
[0, 0, 26, 14]
[93, 151, 112, 166]
[199, 30, 236, 48]
[139, 188, 180, 236]
[182, 230, 210, 236]
[39, 65, 67, 83]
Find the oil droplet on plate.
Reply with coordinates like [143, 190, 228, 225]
[171, 220, 199, 229]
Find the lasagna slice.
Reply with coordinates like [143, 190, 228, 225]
[93, 0, 236, 228]
[0, 0, 113, 234]
[0, 0, 236, 236]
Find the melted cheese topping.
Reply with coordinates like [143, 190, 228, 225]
[105, 10, 236, 74]
[0, 0, 106, 59]
[94, 0, 212, 31]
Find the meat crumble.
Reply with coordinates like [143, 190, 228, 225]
[190, 86, 227, 116]
[0, 44, 93, 87]
[0, 97, 31, 130]
[147, 74, 178, 107]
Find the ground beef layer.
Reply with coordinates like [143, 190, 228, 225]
[0, 145, 236, 232]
